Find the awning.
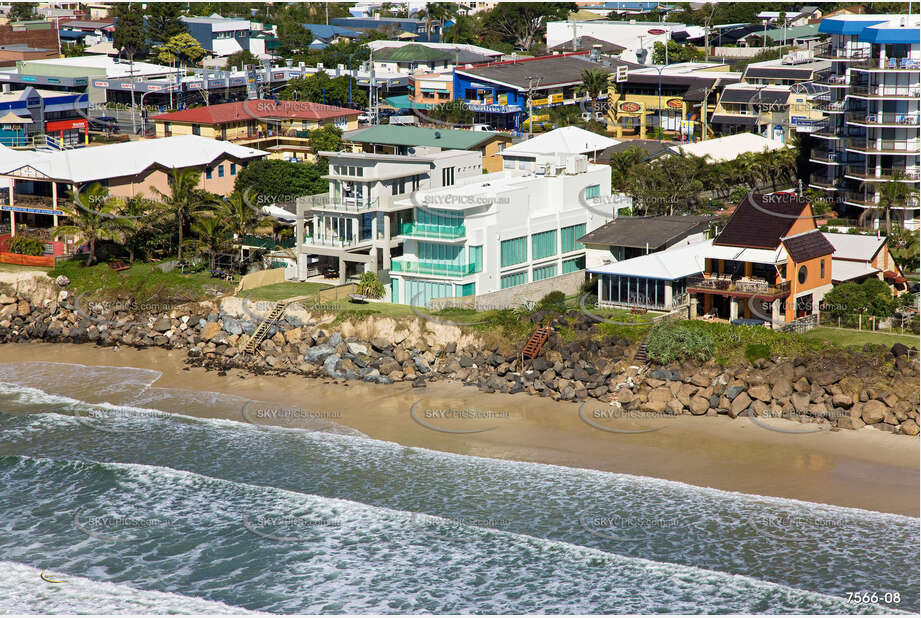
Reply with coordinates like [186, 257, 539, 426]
[382, 95, 433, 110]
[0, 111, 31, 125]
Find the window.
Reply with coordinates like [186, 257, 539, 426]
[457, 282, 475, 297]
[205, 167, 213, 179]
[584, 184, 600, 199]
[561, 223, 586, 253]
[230, 163, 237, 175]
[531, 230, 557, 260]
[533, 264, 558, 281]
[563, 256, 586, 274]
[500, 236, 527, 268]
[501, 271, 527, 289]
[442, 166, 455, 185]
[820, 259, 825, 279]
[411, 174, 421, 191]
[468, 245, 483, 273]
[218, 165, 225, 178]
[192, 124, 201, 136]
[394, 178, 406, 194]
[798, 265, 808, 285]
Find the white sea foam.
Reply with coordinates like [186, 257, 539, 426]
[0, 560, 256, 614]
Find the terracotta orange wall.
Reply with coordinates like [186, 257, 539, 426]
[783, 254, 832, 319]
[786, 203, 817, 237]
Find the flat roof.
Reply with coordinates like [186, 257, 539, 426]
[589, 239, 710, 280]
[151, 100, 360, 124]
[579, 215, 714, 249]
[343, 125, 506, 150]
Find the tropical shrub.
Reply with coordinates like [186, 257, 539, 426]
[6, 235, 44, 256]
[358, 271, 385, 299]
[646, 321, 715, 364]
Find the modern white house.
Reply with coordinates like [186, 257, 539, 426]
[499, 126, 620, 171]
[293, 148, 482, 283]
[388, 152, 612, 307]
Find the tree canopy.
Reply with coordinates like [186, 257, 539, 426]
[479, 3, 575, 51]
[233, 159, 329, 204]
[280, 73, 367, 109]
[147, 2, 186, 44]
[156, 32, 207, 67]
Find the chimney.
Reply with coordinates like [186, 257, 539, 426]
[590, 44, 602, 62]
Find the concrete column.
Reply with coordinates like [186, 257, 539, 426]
[689, 294, 698, 319]
[664, 282, 673, 308]
[312, 214, 319, 242]
[295, 210, 304, 253]
[338, 256, 346, 285]
[771, 299, 782, 325]
[52, 182, 58, 229]
[639, 112, 647, 139]
[8, 179, 14, 237]
[383, 215, 392, 270]
[729, 297, 739, 321]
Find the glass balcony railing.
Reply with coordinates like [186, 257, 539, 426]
[844, 166, 921, 181]
[847, 112, 920, 126]
[399, 222, 466, 239]
[390, 259, 477, 277]
[845, 138, 921, 153]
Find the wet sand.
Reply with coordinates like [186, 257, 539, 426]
[4, 341, 919, 516]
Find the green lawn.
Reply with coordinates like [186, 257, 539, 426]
[48, 260, 235, 303]
[238, 281, 333, 302]
[801, 327, 919, 349]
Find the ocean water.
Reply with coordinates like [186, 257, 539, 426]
[0, 361, 917, 614]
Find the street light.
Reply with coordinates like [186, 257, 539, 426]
[651, 64, 667, 142]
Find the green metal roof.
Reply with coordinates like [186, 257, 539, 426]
[378, 44, 453, 62]
[762, 24, 821, 42]
[345, 125, 505, 150]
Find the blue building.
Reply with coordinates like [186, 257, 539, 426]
[330, 17, 441, 43]
[301, 24, 366, 50]
[180, 15, 251, 57]
[0, 86, 89, 147]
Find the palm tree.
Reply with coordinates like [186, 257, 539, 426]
[154, 168, 208, 262]
[608, 147, 645, 192]
[114, 194, 163, 263]
[189, 216, 228, 270]
[874, 171, 916, 235]
[218, 191, 265, 263]
[57, 183, 125, 266]
[580, 69, 610, 121]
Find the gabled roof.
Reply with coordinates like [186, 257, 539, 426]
[0, 135, 266, 183]
[455, 53, 615, 91]
[501, 126, 618, 157]
[579, 215, 714, 250]
[151, 100, 360, 125]
[343, 125, 507, 150]
[548, 36, 626, 54]
[782, 229, 835, 262]
[301, 24, 365, 42]
[714, 193, 812, 250]
[374, 43, 492, 64]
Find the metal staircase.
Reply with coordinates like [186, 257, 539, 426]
[244, 301, 287, 354]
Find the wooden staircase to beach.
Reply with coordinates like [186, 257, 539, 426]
[244, 301, 288, 355]
[521, 323, 552, 363]
[633, 339, 649, 364]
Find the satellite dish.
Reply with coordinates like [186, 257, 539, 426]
[408, 147, 416, 154]
[434, 131, 442, 138]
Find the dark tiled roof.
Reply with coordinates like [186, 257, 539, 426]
[457, 54, 614, 90]
[622, 73, 736, 89]
[579, 215, 715, 249]
[596, 139, 678, 161]
[783, 230, 835, 262]
[719, 88, 790, 105]
[548, 36, 626, 54]
[714, 193, 811, 249]
[709, 114, 758, 126]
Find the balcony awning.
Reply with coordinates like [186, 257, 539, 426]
[703, 243, 786, 265]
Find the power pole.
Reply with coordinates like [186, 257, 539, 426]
[526, 75, 540, 139]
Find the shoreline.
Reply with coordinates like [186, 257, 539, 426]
[3, 341, 918, 517]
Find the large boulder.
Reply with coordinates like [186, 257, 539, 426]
[837, 416, 865, 430]
[900, 420, 920, 436]
[689, 396, 710, 415]
[729, 392, 752, 418]
[304, 344, 336, 363]
[748, 384, 772, 402]
[861, 400, 887, 425]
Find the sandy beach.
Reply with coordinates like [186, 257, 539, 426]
[3, 341, 918, 516]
